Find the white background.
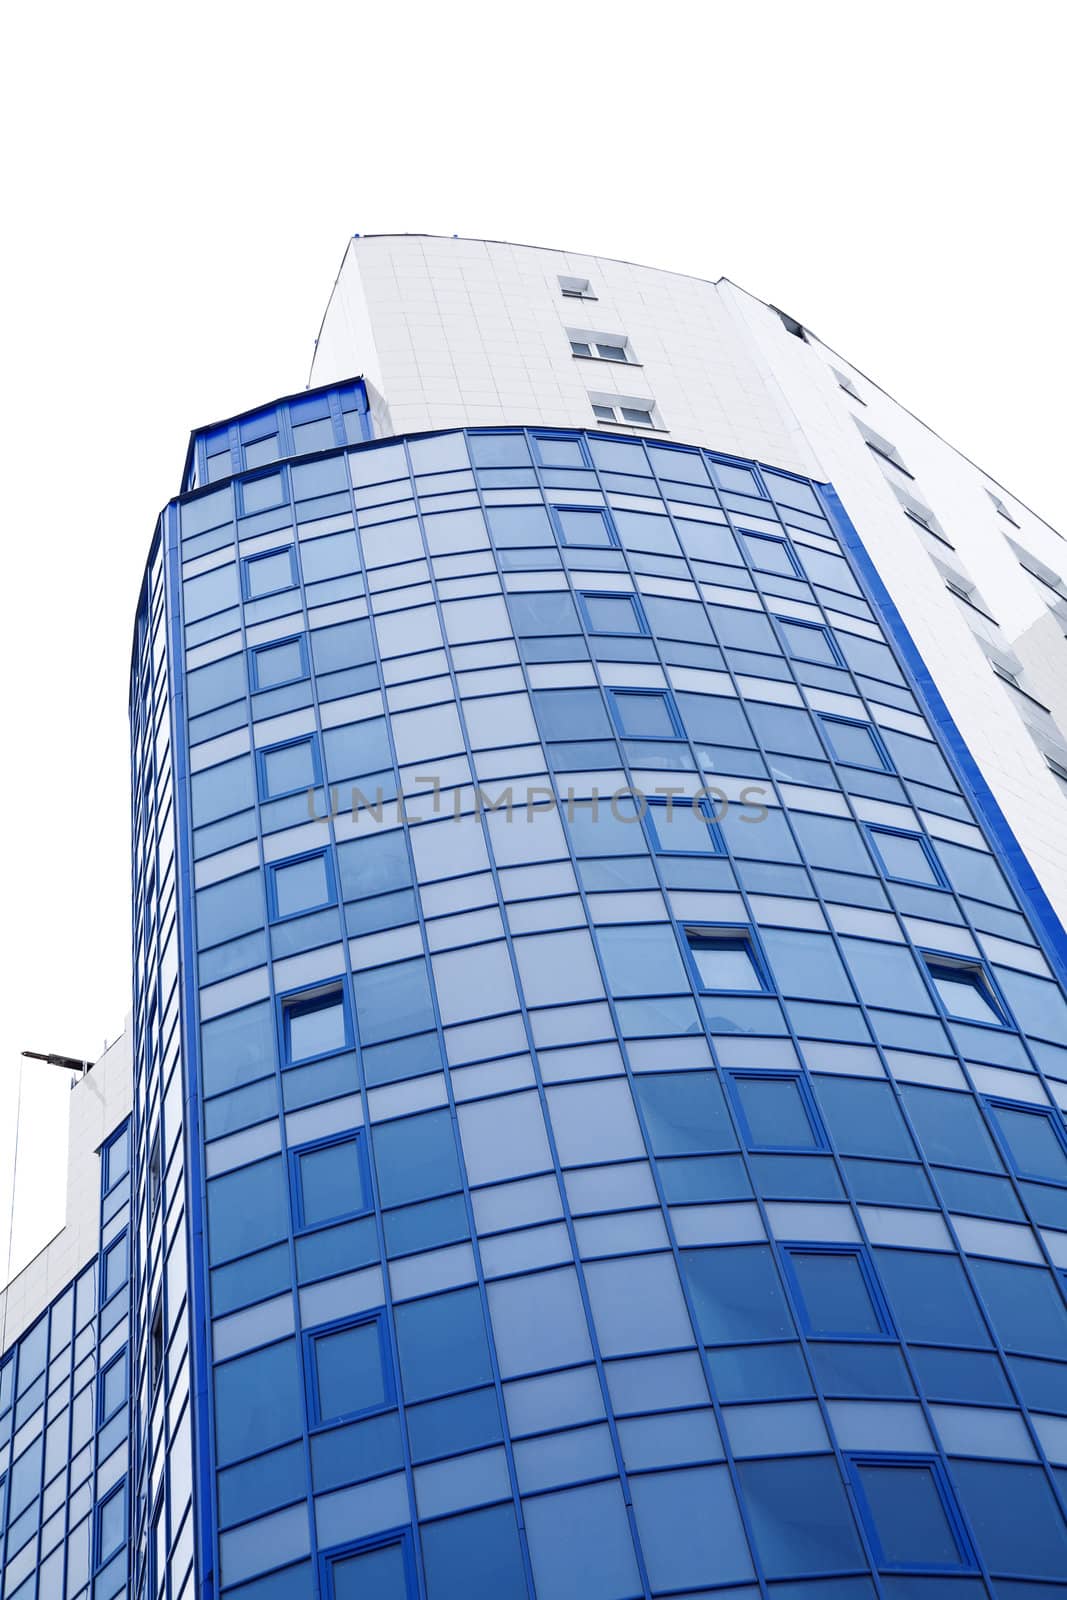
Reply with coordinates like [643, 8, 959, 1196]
[2, 0, 1064, 1283]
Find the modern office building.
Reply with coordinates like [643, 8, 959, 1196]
[6, 234, 1067, 1600]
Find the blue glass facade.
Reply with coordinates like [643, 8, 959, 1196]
[10, 385, 1067, 1598]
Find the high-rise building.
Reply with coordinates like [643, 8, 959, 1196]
[6, 233, 1067, 1599]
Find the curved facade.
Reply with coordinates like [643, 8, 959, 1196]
[8, 237, 1067, 1600]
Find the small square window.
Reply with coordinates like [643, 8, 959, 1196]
[269, 850, 336, 920]
[847, 1455, 975, 1572]
[685, 927, 768, 994]
[645, 798, 723, 856]
[819, 715, 891, 772]
[307, 1312, 392, 1427]
[558, 275, 595, 300]
[608, 688, 683, 740]
[577, 591, 647, 635]
[777, 618, 843, 667]
[553, 506, 617, 548]
[250, 635, 309, 692]
[923, 957, 1007, 1028]
[241, 546, 298, 600]
[987, 1100, 1067, 1185]
[867, 827, 944, 887]
[533, 433, 589, 469]
[292, 1132, 371, 1230]
[280, 984, 350, 1064]
[257, 735, 321, 800]
[327, 1532, 414, 1599]
[741, 533, 800, 577]
[781, 1245, 893, 1338]
[727, 1071, 827, 1151]
[240, 471, 286, 515]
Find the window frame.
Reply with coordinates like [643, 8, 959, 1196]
[986, 1097, 1067, 1186]
[550, 502, 618, 548]
[818, 714, 893, 772]
[775, 615, 845, 667]
[240, 543, 299, 602]
[101, 1229, 130, 1307]
[740, 530, 802, 578]
[682, 924, 772, 996]
[644, 796, 725, 857]
[94, 1479, 128, 1571]
[267, 848, 338, 923]
[249, 633, 310, 693]
[277, 980, 353, 1067]
[921, 953, 1010, 1030]
[779, 1243, 895, 1341]
[726, 1070, 829, 1154]
[102, 1122, 131, 1196]
[304, 1309, 395, 1429]
[290, 1130, 373, 1233]
[607, 686, 686, 742]
[321, 1527, 417, 1600]
[98, 1348, 128, 1425]
[866, 825, 946, 888]
[845, 1452, 977, 1574]
[255, 733, 323, 802]
[576, 589, 648, 637]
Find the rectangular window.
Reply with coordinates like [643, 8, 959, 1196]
[241, 545, 298, 600]
[988, 1100, 1067, 1184]
[819, 715, 891, 771]
[922, 957, 1007, 1028]
[292, 1132, 371, 1230]
[727, 1072, 827, 1152]
[568, 331, 634, 364]
[257, 735, 321, 800]
[559, 275, 595, 300]
[533, 433, 590, 469]
[645, 798, 723, 856]
[684, 927, 768, 994]
[99, 1350, 128, 1423]
[102, 1232, 129, 1303]
[741, 532, 800, 577]
[307, 1312, 392, 1427]
[103, 1124, 131, 1193]
[777, 617, 843, 667]
[250, 635, 309, 692]
[577, 590, 647, 635]
[847, 1455, 975, 1573]
[268, 850, 336, 920]
[95, 1481, 127, 1568]
[552, 505, 617, 548]
[608, 688, 684, 740]
[590, 397, 657, 428]
[280, 983, 350, 1064]
[781, 1246, 893, 1339]
[326, 1532, 415, 1599]
[867, 827, 944, 887]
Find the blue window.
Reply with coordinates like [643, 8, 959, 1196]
[819, 714, 892, 770]
[847, 1455, 975, 1572]
[552, 505, 617, 547]
[683, 1244, 793, 1343]
[372, 1110, 462, 1208]
[781, 1246, 893, 1339]
[873, 1250, 991, 1348]
[922, 957, 1008, 1027]
[577, 590, 647, 635]
[531, 687, 613, 742]
[250, 635, 309, 691]
[867, 827, 944, 886]
[292, 1133, 370, 1230]
[988, 1099, 1067, 1183]
[741, 531, 800, 576]
[394, 1287, 493, 1403]
[684, 927, 769, 993]
[215, 1339, 304, 1466]
[99, 1350, 127, 1423]
[280, 984, 350, 1064]
[257, 735, 321, 800]
[727, 1072, 827, 1152]
[737, 1456, 865, 1578]
[269, 850, 336, 920]
[645, 798, 723, 855]
[102, 1232, 129, 1302]
[307, 1312, 392, 1427]
[103, 1124, 130, 1193]
[608, 688, 684, 739]
[242, 545, 298, 600]
[632, 1072, 738, 1155]
[96, 1481, 126, 1567]
[326, 1532, 414, 1599]
[777, 617, 843, 666]
[533, 433, 589, 469]
[239, 471, 287, 515]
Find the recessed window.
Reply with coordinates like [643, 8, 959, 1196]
[99, 1350, 128, 1423]
[867, 827, 944, 887]
[568, 330, 634, 364]
[327, 1534, 414, 1600]
[577, 590, 647, 636]
[257, 735, 321, 800]
[280, 984, 349, 1064]
[777, 618, 843, 667]
[103, 1124, 131, 1194]
[728, 1071, 826, 1151]
[990, 659, 1051, 712]
[987, 1100, 1067, 1184]
[608, 687, 683, 740]
[987, 489, 1020, 527]
[552, 505, 617, 548]
[102, 1233, 129, 1303]
[889, 483, 951, 544]
[588, 394, 658, 429]
[741, 532, 800, 577]
[150, 1300, 165, 1392]
[781, 1246, 892, 1338]
[292, 1132, 371, 1230]
[832, 368, 865, 404]
[96, 1482, 126, 1568]
[819, 715, 891, 771]
[241, 545, 298, 600]
[923, 958, 1007, 1027]
[645, 798, 723, 856]
[685, 927, 768, 993]
[558, 274, 595, 300]
[307, 1312, 392, 1427]
[269, 850, 335, 920]
[856, 422, 912, 478]
[250, 635, 308, 692]
[847, 1455, 975, 1573]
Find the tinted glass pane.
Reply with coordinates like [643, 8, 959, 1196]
[287, 993, 346, 1060]
[255, 639, 305, 688]
[689, 937, 763, 992]
[931, 969, 1001, 1024]
[952, 1460, 1067, 1580]
[633, 1073, 737, 1155]
[332, 1543, 408, 1600]
[738, 1456, 864, 1577]
[790, 1253, 882, 1336]
[855, 1461, 961, 1567]
[273, 855, 331, 918]
[263, 741, 316, 796]
[557, 508, 612, 546]
[246, 550, 294, 596]
[684, 1245, 793, 1343]
[734, 1076, 818, 1149]
[873, 832, 938, 884]
[781, 621, 837, 664]
[314, 1320, 387, 1422]
[823, 719, 885, 768]
[584, 594, 642, 633]
[612, 692, 676, 738]
[874, 1251, 990, 1347]
[298, 1138, 367, 1226]
[649, 803, 717, 853]
[995, 1106, 1067, 1181]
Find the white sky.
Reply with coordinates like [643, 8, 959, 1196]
[1, 0, 1064, 1286]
